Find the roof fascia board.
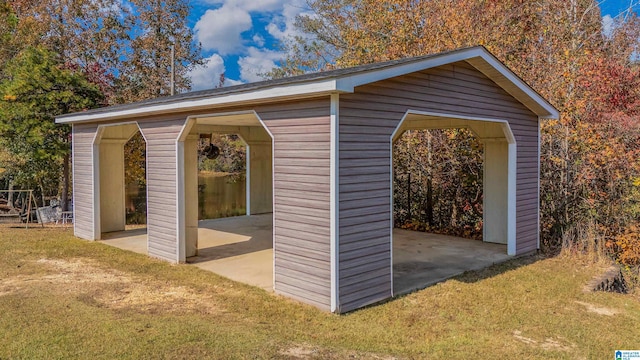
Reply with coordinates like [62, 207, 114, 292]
[476, 51, 560, 119]
[56, 79, 341, 124]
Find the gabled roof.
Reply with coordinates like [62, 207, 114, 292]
[55, 46, 559, 124]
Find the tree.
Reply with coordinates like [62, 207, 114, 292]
[117, 0, 205, 102]
[0, 46, 104, 209]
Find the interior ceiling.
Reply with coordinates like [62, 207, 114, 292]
[195, 113, 261, 127]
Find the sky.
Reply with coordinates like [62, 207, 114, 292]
[187, 0, 640, 91]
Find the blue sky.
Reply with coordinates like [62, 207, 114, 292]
[187, 0, 639, 91]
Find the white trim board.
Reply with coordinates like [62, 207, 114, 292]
[330, 93, 340, 313]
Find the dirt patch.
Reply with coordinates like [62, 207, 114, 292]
[279, 344, 399, 359]
[513, 330, 576, 352]
[575, 301, 620, 316]
[0, 258, 219, 314]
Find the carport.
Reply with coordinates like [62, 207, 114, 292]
[57, 46, 558, 313]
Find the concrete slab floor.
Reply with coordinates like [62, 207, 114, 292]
[393, 228, 511, 295]
[99, 216, 511, 297]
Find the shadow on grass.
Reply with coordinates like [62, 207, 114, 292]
[453, 253, 544, 284]
[348, 253, 546, 314]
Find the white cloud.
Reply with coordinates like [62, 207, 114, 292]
[602, 14, 614, 38]
[189, 54, 226, 90]
[266, 1, 310, 42]
[238, 47, 283, 82]
[192, 0, 314, 84]
[252, 34, 265, 47]
[194, 6, 252, 54]
[201, 0, 286, 12]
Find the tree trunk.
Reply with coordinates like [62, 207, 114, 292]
[426, 176, 433, 226]
[61, 153, 70, 211]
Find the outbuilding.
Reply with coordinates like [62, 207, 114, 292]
[56, 46, 558, 313]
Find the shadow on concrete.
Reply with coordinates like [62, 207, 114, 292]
[101, 227, 147, 240]
[187, 236, 272, 263]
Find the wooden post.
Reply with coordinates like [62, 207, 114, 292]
[25, 190, 32, 229]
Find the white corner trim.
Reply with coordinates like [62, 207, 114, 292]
[72, 124, 77, 237]
[507, 142, 517, 256]
[249, 113, 276, 292]
[91, 127, 104, 240]
[537, 119, 541, 250]
[246, 144, 251, 216]
[330, 93, 340, 313]
[176, 141, 186, 263]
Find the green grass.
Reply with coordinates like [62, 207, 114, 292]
[1, 225, 639, 359]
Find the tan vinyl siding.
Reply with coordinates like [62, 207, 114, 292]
[337, 61, 540, 312]
[72, 123, 99, 240]
[257, 99, 333, 311]
[138, 118, 186, 263]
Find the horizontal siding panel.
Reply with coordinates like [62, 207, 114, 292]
[275, 193, 330, 208]
[339, 181, 390, 193]
[274, 173, 330, 185]
[340, 251, 391, 271]
[340, 211, 389, 226]
[341, 221, 389, 236]
[340, 157, 390, 168]
[275, 284, 330, 310]
[340, 173, 390, 184]
[276, 243, 330, 262]
[276, 234, 330, 253]
[341, 243, 389, 262]
[275, 150, 330, 159]
[340, 165, 390, 176]
[275, 272, 330, 294]
[341, 203, 389, 217]
[276, 188, 329, 202]
[340, 196, 390, 210]
[340, 133, 393, 142]
[340, 287, 390, 309]
[339, 271, 391, 295]
[340, 189, 390, 202]
[273, 158, 329, 168]
[275, 253, 330, 278]
[340, 228, 389, 245]
[275, 181, 330, 193]
[275, 204, 329, 220]
[340, 267, 390, 288]
[276, 228, 329, 244]
[340, 237, 389, 254]
[275, 141, 329, 151]
[274, 165, 330, 176]
[276, 219, 330, 237]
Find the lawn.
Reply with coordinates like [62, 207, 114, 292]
[0, 225, 638, 359]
